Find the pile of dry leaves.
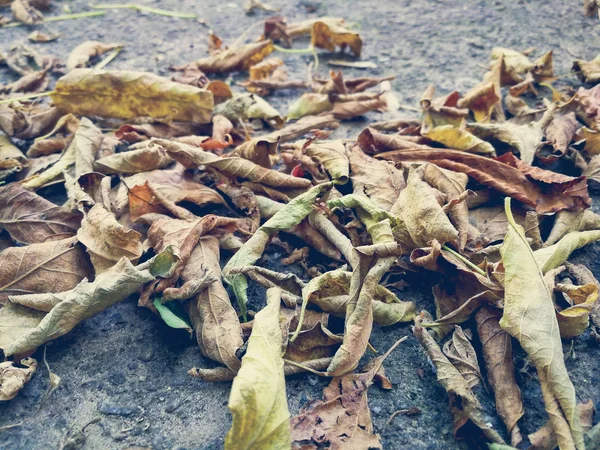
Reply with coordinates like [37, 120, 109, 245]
[2, 2, 600, 450]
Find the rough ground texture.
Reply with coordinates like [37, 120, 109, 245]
[1, 1, 600, 449]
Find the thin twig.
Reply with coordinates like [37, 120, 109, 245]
[1, 11, 105, 28]
[441, 244, 486, 276]
[0, 91, 54, 105]
[91, 3, 196, 19]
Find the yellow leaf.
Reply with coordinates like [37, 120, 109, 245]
[51, 69, 214, 123]
[225, 287, 291, 450]
[425, 125, 496, 155]
[311, 21, 362, 57]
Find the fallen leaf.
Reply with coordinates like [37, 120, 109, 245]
[458, 56, 503, 122]
[0, 104, 61, 140]
[545, 209, 600, 246]
[500, 198, 584, 449]
[554, 282, 598, 338]
[475, 305, 524, 447]
[51, 69, 214, 123]
[287, 93, 332, 120]
[467, 121, 543, 164]
[573, 54, 600, 84]
[215, 93, 284, 129]
[442, 325, 483, 389]
[0, 183, 81, 244]
[0, 357, 37, 401]
[414, 321, 505, 444]
[534, 230, 600, 274]
[0, 237, 92, 305]
[425, 125, 496, 155]
[376, 149, 590, 213]
[224, 287, 290, 450]
[28, 30, 61, 43]
[311, 21, 362, 57]
[66, 41, 122, 71]
[194, 40, 274, 74]
[11, 0, 43, 24]
[0, 250, 177, 356]
[94, 144, 174, 174]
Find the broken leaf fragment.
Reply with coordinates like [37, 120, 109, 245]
[224, 288, 290, 450]
[0, 357, 37, 401]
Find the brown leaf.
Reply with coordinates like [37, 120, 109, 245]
[26, 136, 70, 158]
[94, 143, 174, 174]
[0, 237, 92, 305]
[231, 135, 278, 168]
[349, 145, 405, 211]
[414, 322, 505, 445]
[376, 149, 590, 213]
[0, 183, 81, 244]
[194, 40, 274, 74]
[573, 54, 600, 84]
[442, 325, 484, 389]
[291, 338, 405, 450]
[537, 111, 578, 159]
[66, 41, 122, 71]
[3, 69, 50, 94]
[0, 357, 37, 401]
[528, 401, 595, 450]
[357, 127, 433, 154]
[284, 322, 342, 363]
[475, 305, 524, 447]
[458, 56, 503, 122]
[0, 104, 61, 140]
[11, 0, 43, 24]
[311, 21, 362, 57]
[77, 204, 143, 274]
[28, 30, 61, 43]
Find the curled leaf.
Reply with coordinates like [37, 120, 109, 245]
[66, 41, 122, 71]
[0, 358, 37, 401]
[311, 21, 362, 57]
[194, 40, 274, 74]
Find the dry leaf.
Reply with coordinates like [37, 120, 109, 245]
[224, 287, 290, 450]
[554, 283, 598, 338]
[51, 69, 214, 123]
[94, 144, 174, 174]
[28, 30, 60, 43]
[66, 41, 122, 71]
[442, 325, 483, 389]
[500, 198, 584, 449]
[194, 40, 274, 74]
[287, 93, 332, 120]
[215, 93, 284, 129]
[573, 54, 600, 84]
[311, 21, 362, 57]
[11, 0, 43, 24]
[0, 357, 37, 401]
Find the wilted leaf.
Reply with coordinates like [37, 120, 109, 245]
[534, 230, 600, 274]
[537, 111, 578, 160]
[51, 69, 214, 123]
[291, 338, 406, 450]
[0, 134, 27, 174]
[194, 40, 274, 74]
[376, 149, 590, 214]
[66, 41, 122, 71]
[224, 287, 290, 450]
[11, 0, 43, 24]
[0, 237, 92, 305]
[545, 209, 600, 246]
[475, 305, 524, 447]
[311, 21, 362, 57]
[215, 93, 284, 129]
[287, 93, 332, 120]
[0, 357, 37, 401]
[0, 251, 177, 356]
[0, 104, 61, 140]
[573, 54, 600, 84]
[414, 322, 505, 444]
[94, 144, 173, 174]
[425, 125, 495, 155]
[154, 138, 310, 189]
[0, 183, 81, 244]
[458, 55, 503, 122]
[77, 204, 143, 273]
[500, 198, 584, 449]
[305, 139, 349, 184]
[442, 325, 483, 389]
[554, 283, 599, 338]
[28, 30, 60, 43]
[348, 145, 405, 212]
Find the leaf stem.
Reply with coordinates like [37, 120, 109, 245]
[0, 91, 54, 105]
[1, 11, 106, 28]
[94, 46, 124, 70]
[91, 3, 196, 19]
[273, 44, 320, 70]
[441, 244, 486, 276]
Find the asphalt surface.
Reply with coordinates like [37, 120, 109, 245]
[1, 1, 600, 449]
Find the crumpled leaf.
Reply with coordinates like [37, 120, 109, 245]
[0, 104, 61, 140]
[537, 111, 578, 160]
[573, 54, 600, 84]
[0, 183, 81, 244]
[311, 21, 362, 57]
[231, 135, 278, 168]
[22, 117, 103, 189]
[287, 93, 332, 120]
[224, 287, 290, 450]
[534, 230, 600, 274]
[458, 55, 503, 122]
[425, 125, 495, 155]
[284, 322, 342, 363]
[153, 138, 310, 189]
[390, 167, 459, 250]
[51, 69, 214, 124]
[66, 41, 122, 71]
[414, 321, 505, 444]
[194, 40, 274, 74]
[223, 183, 331, 317]
[545, 209, 600, 246]
[467, 121, 543, 165]
[291, 339, 405, 450]
[348, 145, 405, 212]
[305, 139, 349, 184]
[0, 237, 92, 305]
[94, 144, 174, 174]
[215, 93, 284, 129]
[554, 283, 599, 339]
[77, 204, 143, 273]
[442, 325, 483, 389]
[475, 305, 524, 447]
[0, 357, 37, 401]
[11, 0, 43, 24]
[376, 149, 590, 214]
[0, 250, 177, 356]
[500, 198, 584, 450]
